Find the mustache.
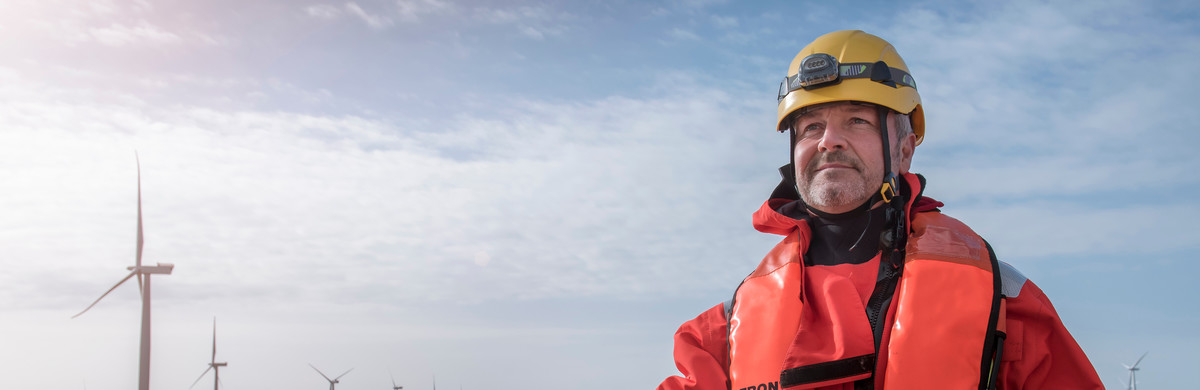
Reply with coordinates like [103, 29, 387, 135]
[804, 151, 862, 175]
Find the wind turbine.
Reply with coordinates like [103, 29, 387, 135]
[190, 318, 227, 390]
[72, 156, 174, 390]
[1123, 351, 1148, 390]
[390, 373, 403, 390]
[310, 364, 353, 390]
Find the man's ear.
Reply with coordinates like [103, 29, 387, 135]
[896, 131, 917, 174]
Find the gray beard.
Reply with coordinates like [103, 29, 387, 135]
[801, 174, 875, 211]
[798, 150, 879, 212]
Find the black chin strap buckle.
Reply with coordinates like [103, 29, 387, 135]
[880, 173, 899, 204]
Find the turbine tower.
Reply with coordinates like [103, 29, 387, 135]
[310, 364, 353, 390]
[1124, 351, 1148, 390]
[73, 156, 174, 390]
[190, 318, 228, 390]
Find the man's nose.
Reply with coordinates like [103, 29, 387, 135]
[816, 124, 849, 152]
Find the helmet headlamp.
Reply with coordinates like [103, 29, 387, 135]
[777, 56, 918, 103]
[799, 53, 840, 89]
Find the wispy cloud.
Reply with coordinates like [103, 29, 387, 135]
[1, 1, 222, 48]
[396, 0, 454, 22]
[305, 2, 395, 30]
[305, 4, 343, 19]
[86, 21, 182, 46]
[666, 27, 700, 41]
[473, 6, 571, 40]
[305, 0, 454, 28]
[670, 0, 730, 10]
[711, 15, 737, 28]
[345, 2, 395, 30]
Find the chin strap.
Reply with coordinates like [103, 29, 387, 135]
[877, 106, 899, 205]
[875, 106, 909, 253]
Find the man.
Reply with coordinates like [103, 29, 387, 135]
[657, 30, 1102, 389]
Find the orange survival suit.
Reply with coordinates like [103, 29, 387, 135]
[657, 172, 1103, 390]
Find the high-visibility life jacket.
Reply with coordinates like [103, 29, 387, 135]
[726, 210, 1005, 390]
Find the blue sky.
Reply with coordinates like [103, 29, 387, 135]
[1, 0, 1198, 389]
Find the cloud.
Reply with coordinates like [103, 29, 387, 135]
[667, 27, 700, 41]
[473, 6, 571, 40]
[0, 70, 777, 311]
[711, 15, 738, 28]
[0, 1, 229, 50]
[345, 2, 395, 30]
[306, 2, 396, 30]
[671, 0, 730, 9]
[305, 4, 343, 19]
[87, 21, 182, 46]
[304, 0, 453, 28]
[475, 6, 550, 23]
[518, 25, 546, 40]
[396, 0, 454, 22]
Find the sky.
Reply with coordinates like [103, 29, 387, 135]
[1, 0, 1198, 389]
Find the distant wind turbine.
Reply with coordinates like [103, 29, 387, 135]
[310, 364, 353, 390]
[390, 372, 403, 390]
[72, 156, 174, 390]
[1123, 351, 1149, 390]
[190, 318, 228, 390]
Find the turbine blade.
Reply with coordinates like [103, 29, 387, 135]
[334, 368, 353, 380]
[1132, 351, 1148, 368]
[310, 363, 333, 381]
[72, 271, 138, 318]
[391, 372, 397, 387]
[135, 153, 144, 268]
[189, 366, 213, 389]
[136, 273, 144, 297]
[211, 317, 218, 362]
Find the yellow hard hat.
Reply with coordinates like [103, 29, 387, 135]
[776, 30, 924, 145]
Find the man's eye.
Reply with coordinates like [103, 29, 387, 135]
[851, 117, 871, 125]
[799, 123, 822, 137]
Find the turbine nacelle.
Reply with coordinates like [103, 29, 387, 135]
[128, 263, 175, 274]
[1124, 351, 1149, 390]
[310, 364, 353, 390]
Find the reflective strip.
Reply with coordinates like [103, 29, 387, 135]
[997, 261, 1027, 298]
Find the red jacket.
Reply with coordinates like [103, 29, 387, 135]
[658, 173, 1102, 389]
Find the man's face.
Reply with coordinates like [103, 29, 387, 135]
[792, 102, 914, 214]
